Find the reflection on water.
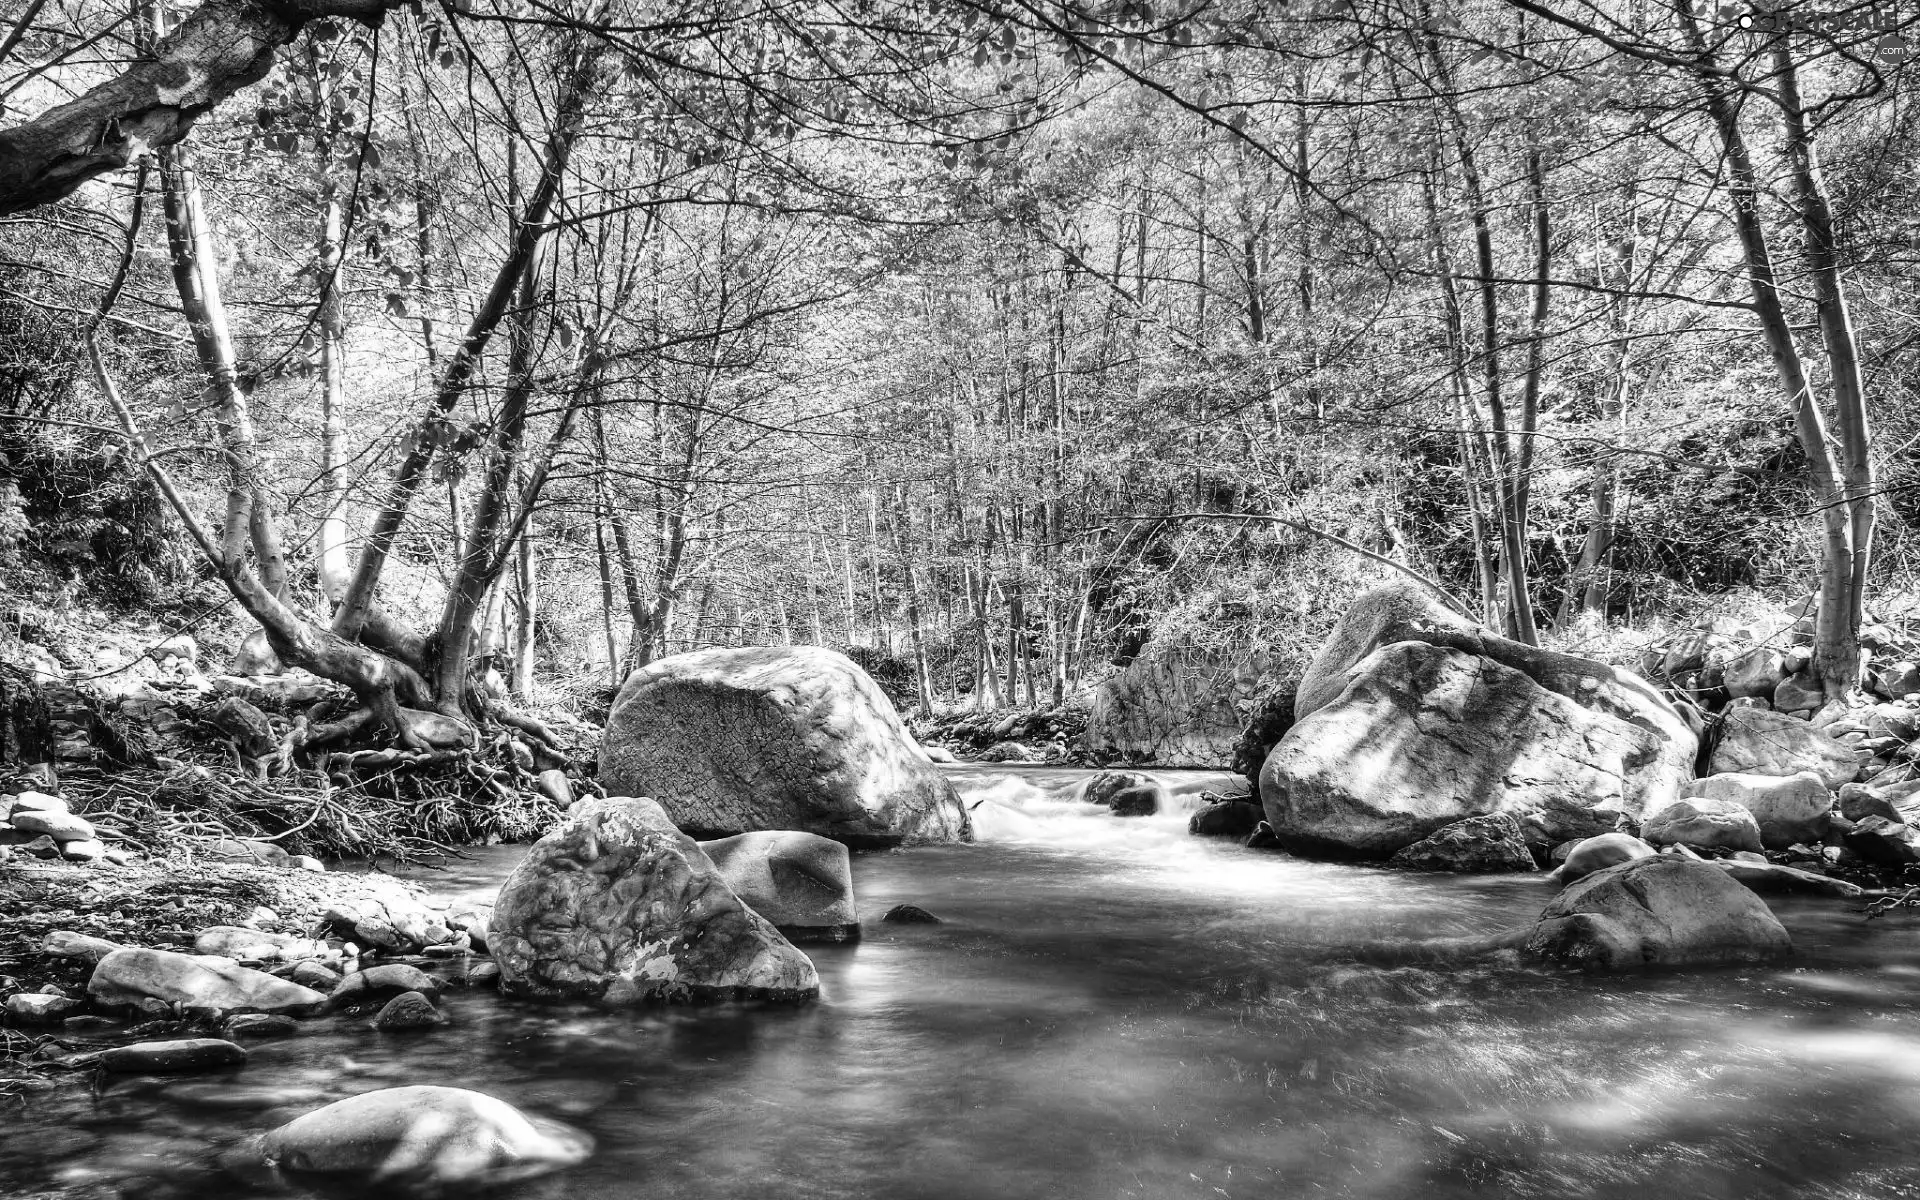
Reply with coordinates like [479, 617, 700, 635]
[11, 764, 1920, 1199]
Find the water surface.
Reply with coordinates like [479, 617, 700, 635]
[10, 765, 1920, 1199]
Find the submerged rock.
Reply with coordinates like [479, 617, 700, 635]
[881, 904, 943, 925]
[598, 646, 969, 846]
[491, 795, 819, 1005]
[1523, 857, 1792, 970]
[1082, 769, 1158, 808]
[373, 991, 444, 1030]
[1711, 859, 1868, 899]
[1264, 584, 1694, 859]
[700, 831, 860, 943]
[1388, 813, 1537, 873]
[1544, 832, 1657, 887]
[257, 1085, 592, 1190]
[89, 947, 328, 1019]
[1189, 800, 1264, 839]
[97, 1038, 247, 1073]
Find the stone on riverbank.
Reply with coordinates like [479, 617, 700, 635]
[1544, 833, 1657, 887]
[43, 930, 123, 964]
[598, 646, 969, 846]
[1264, 583, 1694, 859]
[1640, 797, 1765, 853]
[1709, 706, 1860, 788]
[195, 926, 335, 963]
[1388, 813, 1538, 872]
[1681, 771, 1832, 849]
[700, 831, 860, 943]
[1523, 857, 1792, 969]
[89, 947, 328, 1018]
[491, 795, 819, 1005]
[258, 1085, 592, 1189]
[5, 993, 80, 1023]
[328, 963, 445, 1008]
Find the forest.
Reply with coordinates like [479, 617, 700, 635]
[1, 0, 1919, 1197]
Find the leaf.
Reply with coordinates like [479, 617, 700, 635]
[386, 292, 409, 318]
[973, 42, 990, 67]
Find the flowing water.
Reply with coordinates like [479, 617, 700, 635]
[11, 764, 1920, 1199]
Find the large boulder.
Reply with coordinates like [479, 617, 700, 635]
[1523, 856, 1792, 969]
[89, 948, 328, 1018]
[1682, 771, 1831, 849]
[258, 1086, 592, 1190]
[1710, 706, 1859, 788]
[1264, 584, 1695, 858]
[699, 831, 860, 943]
[597, 647, 969, 846]
[1388, 813, 1538, 873]
[490, 795, 819, 1005]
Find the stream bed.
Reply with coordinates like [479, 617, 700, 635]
[11, 764, 1920, 1199]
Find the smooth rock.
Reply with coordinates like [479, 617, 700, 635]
[287, 855, 326, 872]
[5, 993, 80, 1023]
[1711, 706, 1860, 788]
[1682, 771, 1831, 849]
[1523, 857, 1792, 969]
[8, 790, 68, 817]
[287, 961, 343, 992]
[329, 963, 445, 1008]
[700, 831, 860, 943]
[880, 904, 942, 925]
[1711, 859, 1868, 899]
[88, 948, 328, 1018]
[1244, 821, 1284, 850]
[1389, 813, 1538, 873]
[491, 795, 819, 1005]
[1772, 671, 1825, 715]
[59, 838, 107, 863]
[258, 1085, 592, 1189]
[195, 926, 333, 963]
[42, 931, 123, 964]
[597, 646, 969, 846]
[1188, 800, 1264, 839]
[1640, 797, 1765, 853]
[921, 745, 958, 764]
[11, 810, 94, 842]
[372, 991, 444, 1030]
[535, 769, 573, 807]
[97, 1038, 247, 1073]
[202, 837, 292, 867]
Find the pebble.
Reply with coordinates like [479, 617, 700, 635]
[12, 810, 96, 842]
[8, 790, 69, 817]
[96, 1038, 247, 1073]
[60, 838, 107, 863]
[373, 991, 444, 1030]
[288, 855, 326, 872]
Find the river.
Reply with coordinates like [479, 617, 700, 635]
[11, 764, 1920, 1199]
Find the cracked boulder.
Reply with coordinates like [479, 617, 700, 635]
[1262, 587, 1694, 859]
[1523, 856, 1792, 970]
[1388, 813, 1539, 872]
[598, 646, 969, 846]
[490, 795, 819, 1005]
